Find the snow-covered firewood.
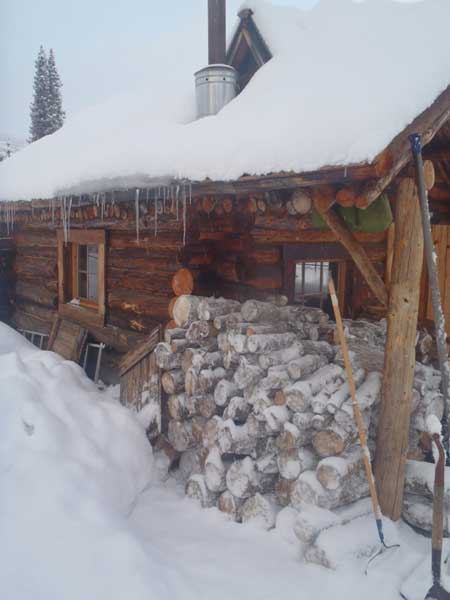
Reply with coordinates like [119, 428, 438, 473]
[241, 300, 283, 323]
[258, 341, 304, 370]
[311, 414, 333, 431]
[223, 396, 252, 423]
[154, 342, 183, 370]
[283, 381, 314, 412]
[227, 333, 248, 353]
[315, 449, 364, 491]
[213, 312, 242, 331]
[246, 322, 291, 336]
[239, 493, 277, 530]
[312, 422, 355, 457]
[168, 419, 195, 452]
[185, 367, 227, 396]
[184, 394, 217, 419]
[202, 416, 225, 449]
[186, 474, 218, 508]
[164, 327, 187, 344]
[161, 369, 185, 394]
[223, 350, 240, 370]
[301, 340, 335, 361]
[173, 295, 202, 327]
[311, 378, 345, 415]
[191, 350, 223, 372]
[168, 393, 188, 421]
[205, 446, 230, 493]
[234, 357, 264, 389]
[170, 339, 189, 353]
[411, 391, 444, 432]
[197, 297, 241, 321]
[178, 447, 208, 481]
[218, 420, 257, 455]
[304, 364, 344, 396]
[186, 320, 218, 344]
[226, 457, 259, 499]
[402, 494, 440, 534]
[217, 490, 243, 521]
[246, 413, 268, 439]
[325, 368, 366, 414]
[247, 333, 297, 354]
[276, 423, 301, 452]
[404, 459, 450, 504]
[275, 477, 295, 507]
[277, 447, 318, 480]
[255, 449, 279, 475]
[214, 379, 240, 407]
[263, 404, 291, 433]
[260, 366, 292, 390]
[287, 354, 328, 381]
[291, 469, 369, 511]
[191, 416, 208, 445]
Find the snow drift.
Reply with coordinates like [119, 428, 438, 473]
[1, 0, 450, 201]
[0, 324, 168, 600]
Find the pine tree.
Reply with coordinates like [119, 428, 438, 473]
[29, 46, 50, 142]
[47, 49, 65, 134]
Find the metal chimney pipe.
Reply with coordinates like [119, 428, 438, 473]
[208, 0, 226, 65]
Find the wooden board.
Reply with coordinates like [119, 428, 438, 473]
[48, 317, 87, 362]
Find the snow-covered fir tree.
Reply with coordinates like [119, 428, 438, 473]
[29, 46, 51, 142]
[47, 49, 65, 133]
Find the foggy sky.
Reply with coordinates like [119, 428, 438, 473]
[0, 0, 323, 140]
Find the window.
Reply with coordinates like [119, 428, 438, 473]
[284, 244, 348, 317]
[57, 229, 105, 327]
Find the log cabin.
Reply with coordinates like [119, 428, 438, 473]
[1, 0, 450, 519]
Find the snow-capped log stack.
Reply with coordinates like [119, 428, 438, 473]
[153, 294, 443, 550]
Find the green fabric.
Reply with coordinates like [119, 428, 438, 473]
[311, 194, 393, 233]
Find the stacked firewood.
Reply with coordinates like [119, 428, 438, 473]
[155, 295, 443, 534]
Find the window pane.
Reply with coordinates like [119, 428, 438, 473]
[87, 274, 98, 301]
[78, 272, 87, 298]
[78, 245, 87, 272]
[294, 261, 331, 306]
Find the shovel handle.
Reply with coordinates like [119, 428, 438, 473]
[328, 278, 384, 528]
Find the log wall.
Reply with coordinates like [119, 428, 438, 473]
[7, 191, 389, 353]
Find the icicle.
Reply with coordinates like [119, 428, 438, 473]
[135, 188, 140, 244]
[183, 184, 187, 247]
[176, 185, 180, 220]
[189, 182, 192, 206]
[101, 192, 106, 222]
[154, 189, 158, 237]
[51, 198, 55, 225]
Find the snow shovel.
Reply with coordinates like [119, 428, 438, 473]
[328, 277, 399, 573]
[410, 133, 450, 600]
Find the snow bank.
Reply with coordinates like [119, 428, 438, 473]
[1, 0, 450, 201]
[0, 324, 168, 600]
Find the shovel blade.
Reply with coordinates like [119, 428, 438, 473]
[425, 583, 450, 600]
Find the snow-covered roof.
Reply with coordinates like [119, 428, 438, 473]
[1, 0, 450, 202]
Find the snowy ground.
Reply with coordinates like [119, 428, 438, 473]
[0, 322, 445, 600]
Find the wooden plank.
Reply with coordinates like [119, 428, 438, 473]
[59, 303, 104, 329]
[444, 227, 450, 328]
[48, 317, 87, 362]
[56, 229, 105, 244]
[119, 325, 162, 376]
[375, 177, 424, 520]
[98, 242, 106, 319]
[314, 202, 388, 307]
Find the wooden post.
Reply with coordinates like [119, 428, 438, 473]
[375, 177, 424, 520]
[314, 202, 388, 307]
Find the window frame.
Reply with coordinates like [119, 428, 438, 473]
[283, 243, 348, 313]
[57, 229, 106, 327]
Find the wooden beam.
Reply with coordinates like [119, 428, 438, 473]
[375, 177, 424, 520]
[424, 146, 450, 162]
[314, 200, 388, 307]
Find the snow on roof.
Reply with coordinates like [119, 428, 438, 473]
[1, 0, 450, 202]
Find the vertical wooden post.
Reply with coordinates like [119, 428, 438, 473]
[375, 177, 424, 520]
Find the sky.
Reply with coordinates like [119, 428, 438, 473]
[0, 0, 318, 141]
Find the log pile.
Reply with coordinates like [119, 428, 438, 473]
[154, 294, 443, 557]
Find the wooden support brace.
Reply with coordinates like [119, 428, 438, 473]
[314, 200, 388, 307]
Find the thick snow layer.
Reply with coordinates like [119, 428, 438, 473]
[1, 322, 448, 599]
[1, 0, 450, 201]
[0, 324, 159, 600]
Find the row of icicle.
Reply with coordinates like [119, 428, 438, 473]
[0, 182, 193, 245]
